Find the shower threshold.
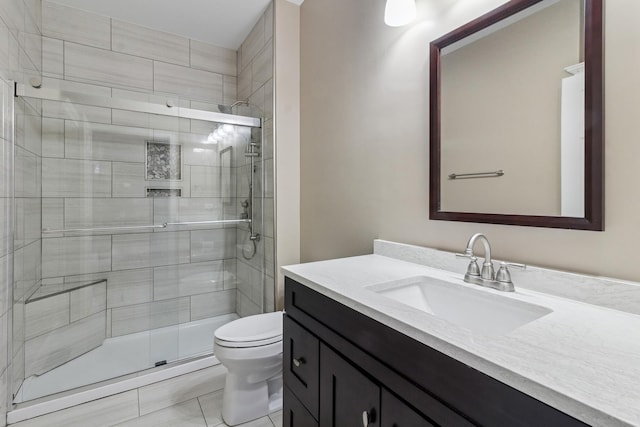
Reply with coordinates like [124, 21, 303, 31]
[14, 313, 239, 404]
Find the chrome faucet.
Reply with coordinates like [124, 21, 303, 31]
[457, 233, 525, 292]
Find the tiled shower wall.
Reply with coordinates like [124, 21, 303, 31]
[0, 0, 44, 422]
[235, 3, 276, 316]
[37, 0, 244, 350]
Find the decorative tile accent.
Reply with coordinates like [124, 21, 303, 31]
[146, 188, 182, 198]
[146, 141, 182, 180]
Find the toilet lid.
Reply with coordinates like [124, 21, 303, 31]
[214, 311, 283, 344]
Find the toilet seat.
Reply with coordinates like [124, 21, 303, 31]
[214, 311, 283, 348]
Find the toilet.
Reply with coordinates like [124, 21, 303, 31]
[214, 311, 284, 426]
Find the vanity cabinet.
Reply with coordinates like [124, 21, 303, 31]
[283, 277, 589, 427]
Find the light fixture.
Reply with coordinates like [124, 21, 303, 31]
[384, 0, 416, 27]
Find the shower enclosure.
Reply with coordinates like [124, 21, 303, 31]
[8, 81, 274, 406]
[0, 2, 276, 420]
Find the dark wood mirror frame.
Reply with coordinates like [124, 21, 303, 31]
[429, 0, 604, 230]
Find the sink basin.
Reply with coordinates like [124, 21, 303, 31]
[367, 276, 552, 336]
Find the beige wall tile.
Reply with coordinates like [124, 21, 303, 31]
[42, 37, 63, 78]
[42, 100, 111, 124]
[223, 75, 238, 105]
[190, 166, 223, 197]
[70, 281, 107, 322]
[190, 40, 237, 76]
[64, 198, 153, 230]
[252, 40, 273, 93]
[112, 231, 191, 270]
[42, 76, 112, 96]
[105, 268, 154, 309]
[154, 260, 225, 301]
[24, 293, 69, 340]
[42, 158, 112, 198]
[14, 197, 40, 249]
[25, 311, 106, 376]
[154, 62, 223, 103]
[190, 229, 236, 262]
[41, 117, 64, 158]
[237, 66, 251, 102]
[112, 162, 145, 198]
[42, 236, 112, 278]
[241, 15, 265, 71]
[65, 42, 153, 90]
[65, 121, 150, 162]
[42, 1, 110, 49]
[190, 289, 235, 321]
[41, 197, 63, 237]
[110, 297, 190, 336]
[112, 19, 190, 66]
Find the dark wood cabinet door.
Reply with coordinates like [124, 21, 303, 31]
[381, 389, 435, 427]
[284, 315, 320, 418]
[320, 343, 380, 427]
[284, 386, 319, 427]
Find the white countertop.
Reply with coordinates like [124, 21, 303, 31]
[282, 254, 640, 427]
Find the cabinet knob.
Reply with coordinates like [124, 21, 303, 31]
[293, 357, 305, 367]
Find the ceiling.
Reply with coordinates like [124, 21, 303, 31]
[48, 0, 276, 49]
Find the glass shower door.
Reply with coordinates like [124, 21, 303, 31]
[13, 84, 265, 403]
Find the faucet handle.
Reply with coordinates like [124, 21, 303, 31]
[467, 257, 481, 277]
[504, 262, 526, 270]
[495, 262, 527, 285]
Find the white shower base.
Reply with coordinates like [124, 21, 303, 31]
[14, 313, 239, 403]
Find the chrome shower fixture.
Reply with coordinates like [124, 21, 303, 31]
[217, 100, 249, 114]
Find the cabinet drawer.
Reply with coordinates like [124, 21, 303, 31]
[284, 315, 320, 419]
[284, 386, 319, 427]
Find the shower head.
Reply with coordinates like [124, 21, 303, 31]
[217, 100, 249, 114]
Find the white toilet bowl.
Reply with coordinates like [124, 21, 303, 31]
[214, 311, 283, 426]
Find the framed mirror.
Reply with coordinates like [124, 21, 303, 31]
[429, 0, 603, 230]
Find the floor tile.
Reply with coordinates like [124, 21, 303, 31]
[197, 390, 224, 426]
[114, 398, 207, 427]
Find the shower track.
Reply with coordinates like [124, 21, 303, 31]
[15, 83, 262, 128]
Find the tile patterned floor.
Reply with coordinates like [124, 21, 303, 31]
[113, 390, 282, 427]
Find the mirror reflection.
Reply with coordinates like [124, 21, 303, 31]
[439, 0, 585, 217]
